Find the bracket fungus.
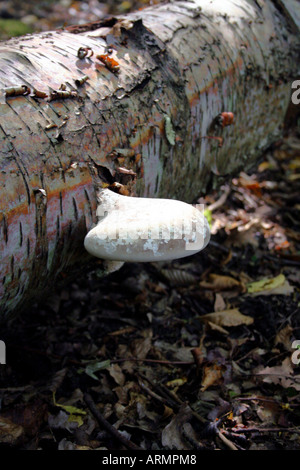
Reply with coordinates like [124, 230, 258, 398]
[84, 189, 210, 262]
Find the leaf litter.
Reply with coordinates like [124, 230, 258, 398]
[0, 133, 300, 450]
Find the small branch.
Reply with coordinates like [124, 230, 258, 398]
[138, 379, 170, 406]
[112, 357, 194, 366]
[208, 185, 231, 212]
[217, 430, 238, 450]
[232, 427, 300, 434]
[84, 392, 143, 451]
[264, 254, 300, 267]
[137, 372, 207, 426]
[137, 372, 180, 410]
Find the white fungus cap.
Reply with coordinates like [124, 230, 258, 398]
[84, 189, 210, 262]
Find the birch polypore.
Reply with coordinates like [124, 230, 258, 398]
[84, 189, 210, 261]
[0, 0, 299, 318]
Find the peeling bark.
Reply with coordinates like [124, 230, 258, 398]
[0, 0, 299, 318]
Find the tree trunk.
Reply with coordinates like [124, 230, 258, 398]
[0, 0, 299, 319]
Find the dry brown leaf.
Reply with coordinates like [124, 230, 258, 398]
[256, 401, 280, 425]
[200, 274, 244, 292]
[258, 161, 272, 172]
[0, 416, 24, 445]
[162, 406, 174, 420]
[228, 224, 260, 248]
[206, 321, 229, 335]
[214, 293, 226, 312]
[161, 268, 198, 286]
[130, 336, 152, 360]
[200, 363, 224, 392]
[256, 357, 300, 391]
[161, 404, 193, 450]
[200, 308, 254, 327]
[274, 325, 293, 350]
[108, 363, 125, 386]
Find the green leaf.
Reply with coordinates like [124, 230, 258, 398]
[204, 209, 212, 228]
[52, 392, 86, 427]
[246, 273, 285, 293]
[79, 359, 111, 381]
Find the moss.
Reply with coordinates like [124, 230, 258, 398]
[0, 19, 33, 39]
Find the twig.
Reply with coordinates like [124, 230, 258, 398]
[138, 372, 207, 424]
[112, 357, 194, 366]
[234, 396, 280, 404]
[217, 430, 238, 450]
[138, 379, 170, 406]
[208, 240, 238, 258]
[137, 372, 180, 409]
[84, 392, 143, 450]
[264, 254, 300, 267]
[159, 384, 208, 424]
[232, 427, 300, 434]
[208, 186, 231, 212]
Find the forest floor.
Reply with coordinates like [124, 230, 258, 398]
[0, 0, 300, 453]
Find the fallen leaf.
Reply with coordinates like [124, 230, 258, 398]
[287, 173, 300, 181]
[206, 320, 229, 335]
[161, 268, 198, 286]
[288, 158, 300, 170]
[1, 399, 48, 437]
[52, 392, 86, 427]
[161, 404, 193, 450]
[214, 293, 226, 312]
[200, 308, 254, 327]
[79, 359, 111, 381]
[256, 401, 280, 425]
[58, 438, 80, 450]
[256, 357, 300, 391]
[274, 325, 293, 350]
[200, 363, 225, 391]
[48, 410, 80, 431]
[247, 274, 294, 296]
[130, 335, 152, 360]
[108, 363, 126, 386]
[165, 377, 188, 389]
[200, 274, 244, 292]
[228, 223, 260, 248]
[258, 161, 272, 172]
[0, 416, 24, 445]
